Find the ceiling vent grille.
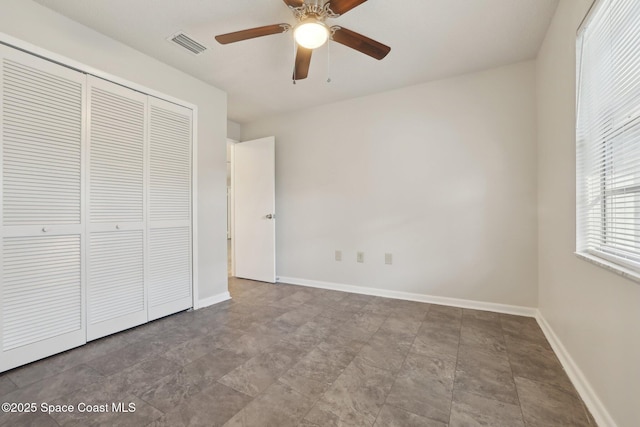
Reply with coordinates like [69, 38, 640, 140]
[168, 32, 207, 55]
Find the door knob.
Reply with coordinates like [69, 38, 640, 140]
[265, 214, 275, 219]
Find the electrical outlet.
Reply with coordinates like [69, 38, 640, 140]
[335, 250, 342, 261]
[385, 253, 393, 265]
[357, 251, 364, 263]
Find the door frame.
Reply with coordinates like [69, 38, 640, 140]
[227, 138, 237, 277]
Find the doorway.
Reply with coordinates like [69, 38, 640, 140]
[227, 139, 235, 276]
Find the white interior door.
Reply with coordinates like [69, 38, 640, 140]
[227, 140, 234, 240]
[234, 137, 276, 283]
[0, 45, 87, 371]
[86, 76, 147, 341]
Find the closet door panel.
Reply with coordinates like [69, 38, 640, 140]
[147, 97, 192, 320]
[2, 55, 82, 226]
[86, 76, 147, 341]
[0, 45, 86, 372]
[89, 85, 144, 224]
[87, 228, 144, 339]
[3, 235, 81, 350]
[148, 226, 191, 318]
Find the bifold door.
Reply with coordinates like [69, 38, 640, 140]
[86, 76, 147, 341]
[0, 45, 86, 371]
[147, 97, 193, 321]
[0, 44, 195, 372]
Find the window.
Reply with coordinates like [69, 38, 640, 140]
[576, 0, 640, 273]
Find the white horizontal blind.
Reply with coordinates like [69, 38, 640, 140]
[2, 58, 82, 225]
[576, 0, 640, 270]
[2, 235, 82, 350]
[89, 86, 144, 223]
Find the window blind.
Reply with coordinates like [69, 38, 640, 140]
[576, 0, 640, 271]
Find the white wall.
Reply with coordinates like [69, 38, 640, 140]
[227, 120, 241, 141]
[243, 61, 538, 308]
[537, 1, 640, 426]
[0, 0, 229, 302]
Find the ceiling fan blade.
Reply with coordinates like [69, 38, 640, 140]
[293, 46, 313, 80]
[215, 24, 289, 44]
[331, 27, 390, 60]
[327, 0, 368, 15]
[282, 0, 305, 7]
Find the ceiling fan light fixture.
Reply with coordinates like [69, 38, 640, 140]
[294, 19, 329, 49]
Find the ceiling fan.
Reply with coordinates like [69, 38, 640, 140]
[214, 0, 391, 81]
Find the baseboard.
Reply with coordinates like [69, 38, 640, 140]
[277, 276, 537, 317]
[195, 291, 231, 310]
[535, 311, 617, 427]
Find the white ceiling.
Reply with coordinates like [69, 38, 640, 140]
[34, 0, 559, 124]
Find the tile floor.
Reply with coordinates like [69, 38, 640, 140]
[0, 277, 595, 426]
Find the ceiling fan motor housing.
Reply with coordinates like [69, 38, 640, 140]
[290, 0, 339, 22]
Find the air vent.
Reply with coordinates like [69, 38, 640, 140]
[168, 31, 207, 55]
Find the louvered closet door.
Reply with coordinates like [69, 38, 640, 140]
[86, 76, 147, 341]
[0, 46, 86, 372]
[147, 97, 193, 320]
